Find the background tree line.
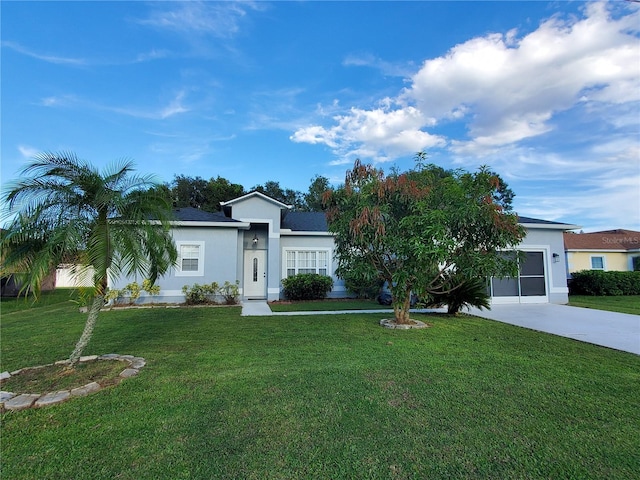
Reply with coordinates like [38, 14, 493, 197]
[156, 174, 331, 212]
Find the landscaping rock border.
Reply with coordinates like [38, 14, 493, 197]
[0, 354, 145, 412]
[380, 318, 430, 330]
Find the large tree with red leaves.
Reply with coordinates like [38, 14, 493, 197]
[324, 155, 525, 324]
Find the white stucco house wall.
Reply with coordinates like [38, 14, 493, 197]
[110, 191, 578, 305]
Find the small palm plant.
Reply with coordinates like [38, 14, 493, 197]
[425, 272, 491, 315]
[1, 152, 177, 367]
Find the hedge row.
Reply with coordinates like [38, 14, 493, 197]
[569, 270, 640, 296]
[282, 273, 334, 301]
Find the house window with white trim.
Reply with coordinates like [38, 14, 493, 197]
[590, 256, 605, 270]
[285, 250, 329, 277]
[176, 241, 205, 276]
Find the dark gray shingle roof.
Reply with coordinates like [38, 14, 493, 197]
[281, 212, 328, 232]
[173, 207, 240, 223]
[517, 216, 572, 226]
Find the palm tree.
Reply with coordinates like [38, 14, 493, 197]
[1, 152, 177, 367]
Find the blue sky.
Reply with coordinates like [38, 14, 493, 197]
[2, 1, 639, 231]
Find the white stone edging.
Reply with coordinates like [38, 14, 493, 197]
[379, 318, 430, 329]
[0, 354, 146, 412]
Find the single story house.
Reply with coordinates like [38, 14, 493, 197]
[564, 229, 640, 273]
[111, 191, 579, 305]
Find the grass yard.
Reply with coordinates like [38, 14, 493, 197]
[2, 295, 639, 479]
[568, 295, 640, 315]
[269, 298, 388, 312]
[0, 288, 84, 315]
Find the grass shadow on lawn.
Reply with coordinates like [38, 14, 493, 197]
[2, 305, 640, 479]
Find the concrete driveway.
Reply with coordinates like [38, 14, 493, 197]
[468, 304, 640, 355]
[242, 300, 639, 355]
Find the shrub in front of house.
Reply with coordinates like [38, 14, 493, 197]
[182, 282, 219, 305]
[282, 273, 334, 301]
[569, 270, 640, 296]
[422, 273, 491, 315]
[105, 280, 161, 305]
[181, 281, 241, 305]
[220, 280, 240, 305]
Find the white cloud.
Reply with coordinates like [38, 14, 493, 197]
[18, 145, 40, 159]
[292, 2, 639, 165]
[2, 41, 87, 66]
[291, 102, 445, 163]
[38, 91, 191, 120]
[342, 53, 415, 77]
[158, 91, 189, 119]
[403, 1, 639, 155]
[138, 1, 262, 38]
[39, 95, 74, 107]
[518, 176, 640, 231]
[135, 49, 171, 63]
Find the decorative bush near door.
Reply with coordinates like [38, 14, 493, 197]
[282, 273, 334, 300]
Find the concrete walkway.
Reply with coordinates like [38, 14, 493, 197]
[240, 300, 446, 317]
[241, 300, 275, 316]
[242, 301, 639, 355]
[467, 304, 639, 355]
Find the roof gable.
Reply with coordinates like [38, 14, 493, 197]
[220, 191, 292, 210]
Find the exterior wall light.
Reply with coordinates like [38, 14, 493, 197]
[252, 234, 259, 246]
[552, 253, 560, 263]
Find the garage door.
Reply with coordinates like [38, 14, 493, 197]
[490, 251, 548, 304]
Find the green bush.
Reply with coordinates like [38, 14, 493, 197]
[105, 280, 161, 305]
[220, 280, 240, 305]
[569, 270, 640, 296]
[182, 282, 219, 305]
[282, 273, 334, 301]
[424, 273, 491, 315]
[181, 281, 241, 305]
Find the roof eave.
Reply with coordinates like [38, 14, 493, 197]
[521, 223, 581, 231]
[170, 221, 251, 229]
[280, 230, 334, 236]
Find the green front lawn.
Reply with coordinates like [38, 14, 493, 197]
[0, 287, 85, 315]
[2, 298, 639, 479]
[569, 295, 640, 315]
[269, 298, 388, 312]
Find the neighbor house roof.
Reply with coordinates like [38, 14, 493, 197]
[564, 230, 640, 251]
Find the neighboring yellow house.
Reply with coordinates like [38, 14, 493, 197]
[564, 229, 640, 274]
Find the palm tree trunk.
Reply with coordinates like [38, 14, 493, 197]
[68, 293, 104, 367]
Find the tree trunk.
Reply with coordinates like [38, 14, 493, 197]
[68, 293, 104, 367]
[393, 293, 413, 324]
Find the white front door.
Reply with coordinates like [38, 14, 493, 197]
[243, 250, 267, 299]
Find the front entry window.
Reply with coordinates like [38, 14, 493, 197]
[253, 258, 258, 282]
